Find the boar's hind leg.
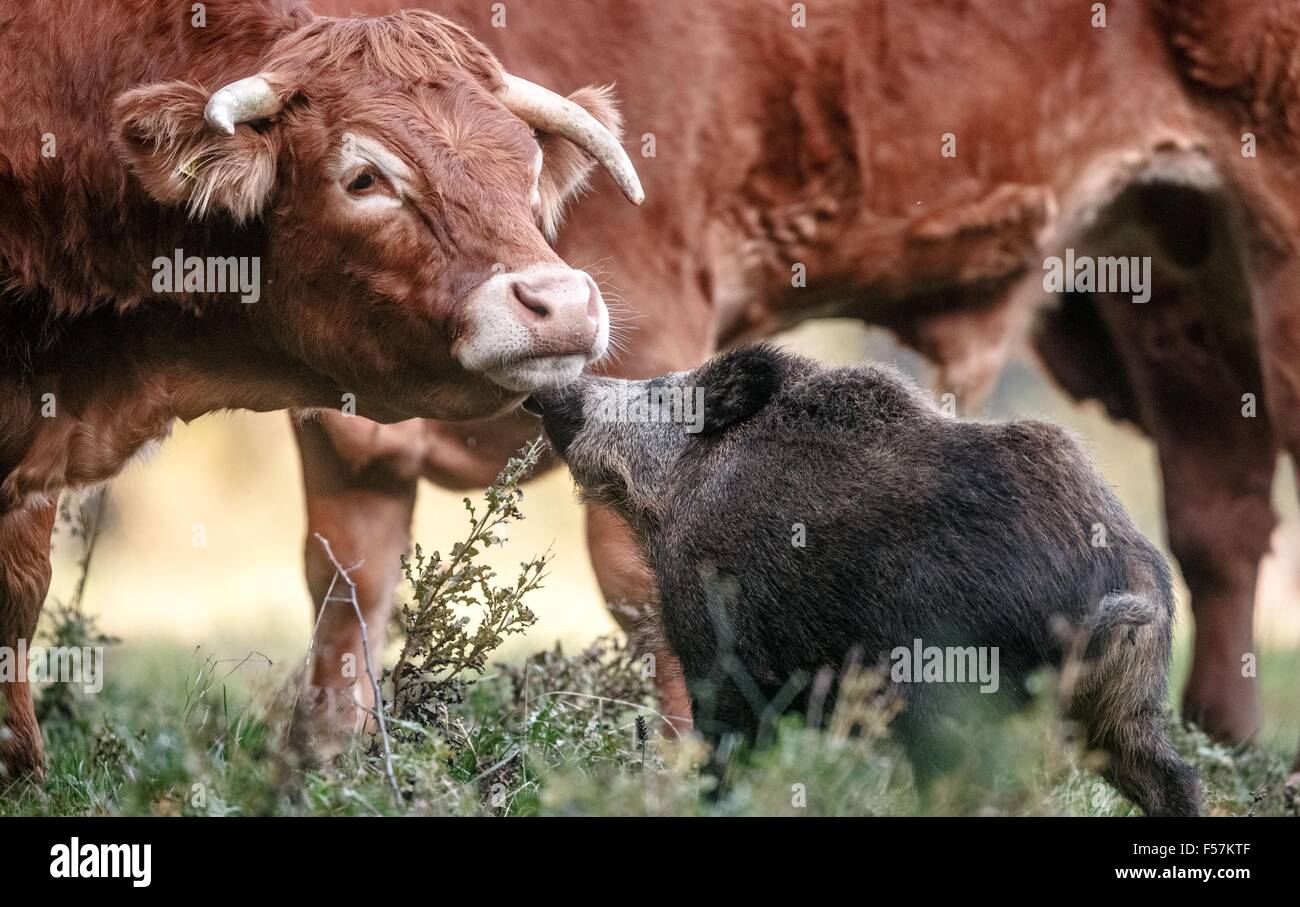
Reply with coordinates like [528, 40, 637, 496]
[1071, 593, 1202, 817]
[1087, 717, 1202, 817]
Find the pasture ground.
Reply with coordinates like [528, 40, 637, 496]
[1, 635, 1296, 817]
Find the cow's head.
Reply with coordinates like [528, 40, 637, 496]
[112, 11, 642, 420]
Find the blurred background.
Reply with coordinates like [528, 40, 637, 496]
[44, 319, 1300, 752]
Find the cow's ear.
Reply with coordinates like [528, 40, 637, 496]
[535, 84, 625, 239]
[699, 344, 786, 435]
[112, 80, 281, 223]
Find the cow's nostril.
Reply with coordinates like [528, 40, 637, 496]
[512, 281, 551, 319]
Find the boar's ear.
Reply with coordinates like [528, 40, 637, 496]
[535, 84, 625, 240]
[112, 79, 285, 223]
[700, 344, 785, 434]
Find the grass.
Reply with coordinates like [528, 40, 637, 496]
[1, 635, 1296, 817]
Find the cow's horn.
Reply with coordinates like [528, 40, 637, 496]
[497, 74, 644, 205]
[204, 75, 283, 136]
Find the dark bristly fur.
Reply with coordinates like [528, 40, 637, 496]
[533, 344, 1202, 816]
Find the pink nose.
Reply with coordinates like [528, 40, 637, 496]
[509, 269, 602, 353]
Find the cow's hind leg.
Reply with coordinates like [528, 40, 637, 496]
[0, 500, 57, 785]
[1245, 242, 1300, 791]
[1063, 279, 1274, 744]
[1131, 354, 1275, 746]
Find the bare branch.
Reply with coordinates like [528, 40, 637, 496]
[312, 532, 401, 807]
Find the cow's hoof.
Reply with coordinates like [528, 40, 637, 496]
[0, 736, 46, 792]
[288, 685, 365, 766]
[1284, 772, 1300, 816]
[1181, 684, 1258, 746]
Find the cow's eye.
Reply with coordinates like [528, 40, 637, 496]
[346, 170, 379, 194]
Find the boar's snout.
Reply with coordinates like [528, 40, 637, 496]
[525, 383, 588, 456]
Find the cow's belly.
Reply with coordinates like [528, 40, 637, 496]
[311, 408, 553, 489]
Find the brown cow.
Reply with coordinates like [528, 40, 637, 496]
[296, 0, 1300, 782]
[0, 0, 646, 780]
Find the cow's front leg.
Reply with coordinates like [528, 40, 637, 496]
[293, 420, 417, 753]
[586, 504, 692, 736]
[0, 500, 57, 785]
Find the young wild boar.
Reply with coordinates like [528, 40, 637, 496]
[526, 344, 1201, 816]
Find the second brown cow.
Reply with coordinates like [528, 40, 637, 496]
[297, 0, 1300, 784]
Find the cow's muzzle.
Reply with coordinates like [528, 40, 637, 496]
[510, 269, 602, 356]
[455, 265, 609, 393]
